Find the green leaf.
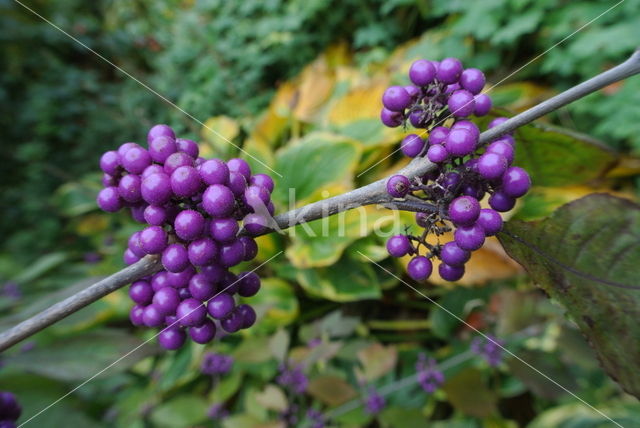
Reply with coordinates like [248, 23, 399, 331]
[6, 329, 158, 382]
[378, 406, 427, 428]
[297, 255, 382, 302]
[13, 252, 68, 283]
[307, 375, 357, 406]
[528, 402, 640, 428]
[53, 179, 102, 217]
[244, 278, 299, 333]
[272, 132, 361, 205]
[498, 194, 640, 398]
[150, 395, 208, 428]
[514, 124, 617, 187]
[442, 368, 497, 418]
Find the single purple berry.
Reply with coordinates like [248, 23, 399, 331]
[100, 150, 120, 175]
[149, 136, 177, 163]
[501, 167, 531, 198]
[387, 175, 411, 198]
[488, 117, 511, 135]
[151, 271, 171, 291]
[203, 184, 236, 218]
[380, 107, 403, 128]
[162, 243, 190, 273]
[102, 173, 116, 187]
[167, 266, 197, 288]
[454, 224, 485, 251]
[427, 144, 448, 163]
[382, 86, 411, 112]
[486, 140, 514, 164]
[129, 280, 154, 305]
[118, 174, 142, 203]
[478, 152, 508, 180]
[189, 319, 216, 344]
[139, 226, 168, 254]
[477, 208, 503, 236]
[176, 138, 199, 158]
[462, 183, 485, 200]
[144, 205, 168, 226]
[415, 212, 429, 227]
[141, 172, 172, 206]
[244, 185, 271, 210]
[210, 218, 240, 243]
[189, 273, 217, 301]
[452, 120, 480, 140]
[130, 204, 147, 223]
[409, 109, 426, 128]
[176, 298, 207, 327]
[147, 124, 175, 144]
[188, 238, 218, 266]
[227, 158, 252, 181]
[404, 85, 420, 100]
[439, 263, 465, 281]
[142, 164, 165, 179]
[142, 304, 165, 327]
[121, 146, 151, 175]
[386, 235, 411, 257]
[220, 271, 240, 295]
[118, 142, 140, 158]
[201, 264, 227, 284]
[130, 304, 145, 326]
[207, 293, 235, 319]
[440, 241, 470, 266]
[243, 213, 269, 236]
[436, 58, 463, 84]
[428, 126, 450, 145]
[474, 94, 492, 116]
[171, 166, 201, 198]
[227, 172, 247, 197]
[239, 236, 258, 261]
[441, 171, 462, 191]
[97, 187, 123, 212]
[174, 209, 205, 241]
[164, 152, 194, 176]
[128, 231, 146, 258]
[448, 196, 481, 226]
[250, 173, 275, 193]
[199, 159, 230, 185]
[445, 128, 476, 157]
[448, 89, 475, 117]
[123, 248, 140, 265]
[238, 271, 261, 297]
[237, 304, 257, 328]
[460, 68, 486, 94]
[221, 309, 243, 333]
[219, 240, 245, 267]
[409, 59, 436, 86]
[407, 256, 433, 281]
[401, 134, 426, 158]
[152, 286, 180, 315]
[158, 326, 186, 350]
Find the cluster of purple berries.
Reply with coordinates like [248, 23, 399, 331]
[471, 335, 504, 367]
[382, 58, 531, 282]
[416, 354, 445, 393]
[97, 124, 276, 350]
[0, 392, 21, 428]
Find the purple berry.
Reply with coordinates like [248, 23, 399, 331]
[158, 326, 186, 350]
[189, 274, 217, 301]
[440, 242, 470, 266]
[501, 167, 531, 198]
[227, 158, 252, 181]
[386, 235, 411, 257]
[436, 58, 463, 84]
[162, 243, 190, 273]
[118, 142, 140, 158]
[153, 286, 180, 316]
[142, 304, 165, 327]
[409, 109, 426, 128]
[448, 196, 481, 226]
[452, 120, 480, 140]
[427, 144, 448, 163]
[123, 248, 140, 265]
[171, 166, 201, 198]
[404, 85, 420, 100]
[407, 256, 433, 281]
[237, 304, 257, 329]
[118, 174, 142, 203]
[380, 107, 403, 128]
[188, 237, 218, 266]
[176, 138, 199, 158]
[387, 175, 410, 198]
[250, 174, 275, 193]
[445, 128, 476, 156]
[97, 187, 123, 212]
[474, 94, 492, 116]
[142, 164, 165, 179]
[239, 236, 258, 261]
[164, 152, 194, 175]
[454, 224, 485, 251]
[428, 126, 450, 145]
[130, 304, 145, 326]
[189, 319, 216, 344]
[477, 208, 503, 236]
[199, 159, 230, 185]
[439, 263, 465, 281]
[149, 136, 177, 163]
[201, 264, 226, 283]
[244, 185, 271, 210]
[459, 68, 486, 94]
[102, 173, 116, 187]
[478, 152, 508, 180]
[447, 90, 475, 117]
[167, 266, 197, 288]
[207, 293, 235, 319]
[488, 117, 511, 134]
[243, 213, 268, 236]
[139, 226, 168, 254]
[176, 298, 207, 326]
[221, 309, 243, 333]
[210, 218, 240, 243]
[151, 271, 171, 291]
[203, 184, 236, 218]
[486, 141, 514, 164]
[382, 86, 411, 112]
[144, 205, 168, 226]
[100, 150, 120, 175]
[441, 171, 462, 191]
[121, 147, 151, 175]
[219, 240, 245, 267]
[409, 59, 436, 86]
[227, 172, 247, 197]
[238, 271, 261, 297]
[174, 209, 205, 241]
[141, 172, 172, 205]
[129, 280, 154, 305]
[130, 204, 147, 223]
[147, 124, 175, 144]
[401, 134, 426, 158]
[128, 231, 146, 258]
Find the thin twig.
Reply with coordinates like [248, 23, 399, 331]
[0, 49, 639, 352]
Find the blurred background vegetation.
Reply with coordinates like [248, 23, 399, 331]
[1, 0, 640, 427]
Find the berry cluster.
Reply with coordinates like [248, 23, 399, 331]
[97, 125, 275, 350]
[0, 392, 21, 428]
[416, 354, 445, 393]
[471, 335, 504, 367]
[381, 58, 531, 282]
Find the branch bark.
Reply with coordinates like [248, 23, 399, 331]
[1, 48, 639, 353]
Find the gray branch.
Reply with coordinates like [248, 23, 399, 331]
[1, 48, 639, 353]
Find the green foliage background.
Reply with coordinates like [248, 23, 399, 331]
[1, 0, 640, 427]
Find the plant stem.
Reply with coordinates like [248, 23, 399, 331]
[1, 49, 639, 352]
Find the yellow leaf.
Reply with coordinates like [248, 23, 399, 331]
[292, 56, 336, 122]
[200, 115, 240, 157]
[307, 375, 357, 406]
